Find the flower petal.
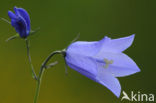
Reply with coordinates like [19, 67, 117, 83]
[96, 65, 121, 97]
[66, 41, 101, 57]
[11, 17, 27, 38]
[95, 52, 140, 77]
[14, 7, 31, 33]
[8, 11, 17, 19]
[65, 51, 97, 81]
[99, 34, 135, 53]
[10, 19, 18, 29]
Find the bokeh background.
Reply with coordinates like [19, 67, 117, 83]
[0, 0, 155, 103]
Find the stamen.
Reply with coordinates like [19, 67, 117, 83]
[104, 58, 113, 68]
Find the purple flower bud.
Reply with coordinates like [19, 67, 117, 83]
[65, 34, 140, 98]
[8, 7, 31, 38]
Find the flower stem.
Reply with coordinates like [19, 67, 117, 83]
[33, 50, 63, 103]
[34, 78, 41, 103]
[33, 71, 43, 103]
[25, 39, 37, 80]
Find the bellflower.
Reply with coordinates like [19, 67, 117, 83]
[8, 7, 31, 38]
[65, 34, 140, 97]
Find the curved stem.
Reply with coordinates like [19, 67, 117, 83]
[33, 50, 63, 103]
[25, 39, 37, 80]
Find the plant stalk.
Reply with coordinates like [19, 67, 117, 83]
[25, 39, 37, 80]
[33, 50, 63, 103]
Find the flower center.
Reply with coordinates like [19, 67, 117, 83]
[104, 58, 113, 68]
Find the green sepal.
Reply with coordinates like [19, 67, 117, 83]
[6, 33, 19, 42]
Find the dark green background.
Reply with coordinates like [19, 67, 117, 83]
[0, 0, 155, 103]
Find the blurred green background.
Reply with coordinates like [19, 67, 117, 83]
[0, 0, 155, 103]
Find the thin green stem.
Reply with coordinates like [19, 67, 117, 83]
[33, 70, 43, 103]
[25, 39, 37, 80]
[33, 77, 41, 103]
[33, 50, 63, 103]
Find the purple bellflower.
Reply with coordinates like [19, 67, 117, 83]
[65, 34, 140, 97]
[8, 7, 31, 38]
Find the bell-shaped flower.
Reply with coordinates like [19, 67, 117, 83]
[8, 7, 31, 38]
[65, 34, 140, 97]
